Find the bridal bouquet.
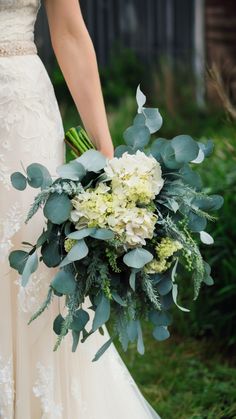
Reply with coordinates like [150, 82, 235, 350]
[9, 86, 223, 361]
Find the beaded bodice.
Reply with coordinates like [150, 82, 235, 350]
[0, 0, 41, 56]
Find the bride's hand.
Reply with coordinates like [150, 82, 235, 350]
[98, 141, 114, 160]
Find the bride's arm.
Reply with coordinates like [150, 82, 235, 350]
[44, 0, 114, 159]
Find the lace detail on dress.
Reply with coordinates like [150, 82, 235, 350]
[0, 153, 11, 190]
[33, 363, 63, 419]
[0, 201, 24, 261]
[0, 356, 14, 419]
[16, 270, 52, 314]
[0, 0, 40, 9]
[0, 55, 64, 163]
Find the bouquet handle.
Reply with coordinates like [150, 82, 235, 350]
[65, 126, 96, 161]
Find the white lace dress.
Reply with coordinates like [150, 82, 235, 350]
[0, 1, 161, 418]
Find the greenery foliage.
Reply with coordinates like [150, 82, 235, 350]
[173, 132, 236, 349]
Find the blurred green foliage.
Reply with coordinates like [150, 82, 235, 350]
[100, 45, 145, 106]
[51, 45, 145, 116]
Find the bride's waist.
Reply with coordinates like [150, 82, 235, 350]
[0, 39, 37, 57]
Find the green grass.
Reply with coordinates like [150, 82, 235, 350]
[115, 329, 236, 419]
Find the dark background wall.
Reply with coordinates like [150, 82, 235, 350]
[35, 0, 236, 103]
[35, 0, 195, 70]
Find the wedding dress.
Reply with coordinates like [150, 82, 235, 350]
[0, 1, 161, 418]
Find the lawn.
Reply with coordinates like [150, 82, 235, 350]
[117, 330, 236, 419]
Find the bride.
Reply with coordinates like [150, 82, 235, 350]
[0, 1, 160, 418]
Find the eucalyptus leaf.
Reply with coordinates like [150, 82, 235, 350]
[98, 327, 105, 336]
[42, 240, 61, 267]
[153, 326, 170, 341]
[129, 269, 137, 291]
[160, 292, 174, 310]
[149, 310, 172, 327]
[71, 309, 89, 332]
[142, 107, 163, 134]
[188, 212, 207, 232]
[171, 135, 199, 163]
[117, 316, 129, 351]
[200, 231, 214, 245]
[67, 228, 96, 240]
[161, 143, 183, 169]
[151, 273, 164, 285]
[92, 337, 113, 362]
[171, 259, 179, 283]
[133, 113, 146, 127]
[67, 239, 88, 261]
[172, 283, 190, 312]
[203, 276, 214, 286]
[136, 84, 146, 112]
[199, 140, 214, 157]
[179, 165, 202, 189]
[127, 320, 138, 342]
[150, 138, 168, 161]
[76, 150, 107, 173]
[56, 161, 86, 181]
[191, 148, 205, 164]
[92, 294, 110, 331]
[36, 230, 50, 248]
[123, 125, 150, 150]
[203, 261, 211, 276]
[137, 321, 145, 355]
[156, 278, 173, 296]
[203, 261, 214, 286]
[10, 172, 27, 191]
[123, 248, 153, 269]
[53, 314, 65, 335]
[64, 221, 72, 237]
[9, 250, 29, 274]
[114, 145, 135, 158]
[162, 198, 179, 213]
[112, 292, 126, 307]
[89, 228, 115, 240]
[27, 163, 52, 189]
[193, 194, 224, 212]
[51, 269, 77, 294]
[21, 251, 38, 287]
[60, 240, 89, 267]
[72, 331, 80, 352]
[44, 193, 72, 225]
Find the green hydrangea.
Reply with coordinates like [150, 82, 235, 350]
[64, 238, 77, 253]
[145, 237, 183, 274]
[156, 237, 183, 259]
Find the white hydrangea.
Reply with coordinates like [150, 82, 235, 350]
[107, 206, 157, 247]
[104, 150, 164, 204]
